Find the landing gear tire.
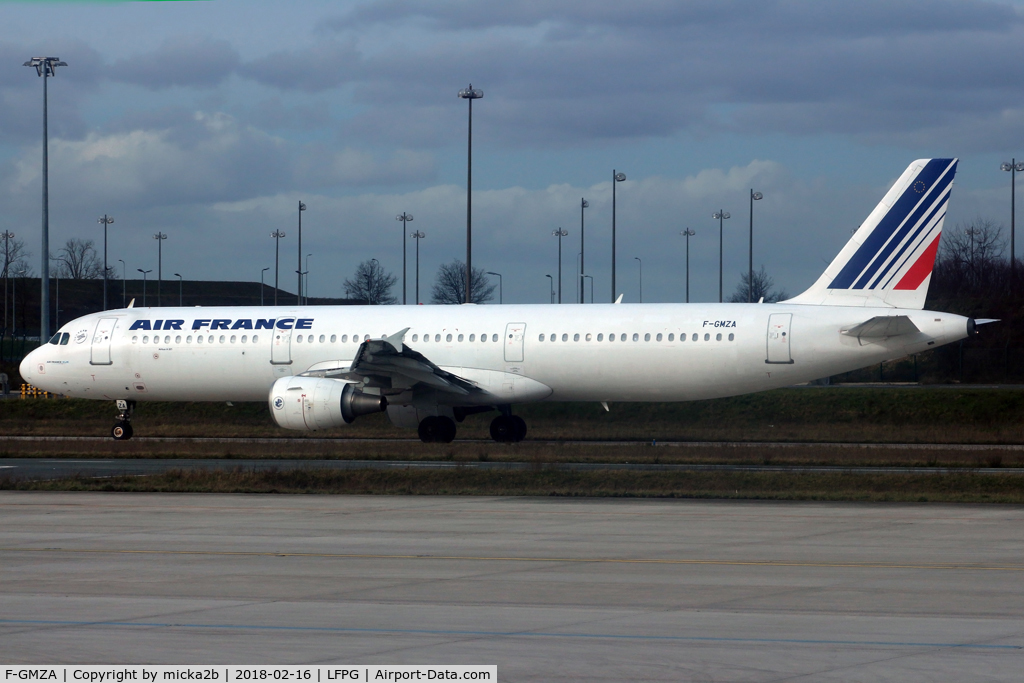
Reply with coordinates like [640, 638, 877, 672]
[111, 422, 133, 441]
[490, 415, 527, 443]
[418, 415, 457, 443]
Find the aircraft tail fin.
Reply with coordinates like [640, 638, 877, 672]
[786, 158, 958, 309]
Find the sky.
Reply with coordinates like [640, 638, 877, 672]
[2, 0, 1024, 305]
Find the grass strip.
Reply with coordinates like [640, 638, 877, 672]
[4, 467, 1024, 503]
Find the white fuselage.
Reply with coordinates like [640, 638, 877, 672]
[21, 302, 969, 405]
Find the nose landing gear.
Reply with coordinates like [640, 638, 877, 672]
[112, 399, 136, 441]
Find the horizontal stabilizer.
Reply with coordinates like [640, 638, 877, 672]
[841, 315, 919, 340]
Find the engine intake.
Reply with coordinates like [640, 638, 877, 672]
[269, 376, 387, 431]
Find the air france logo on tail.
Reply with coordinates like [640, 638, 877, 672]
[829, 158, 957, 292]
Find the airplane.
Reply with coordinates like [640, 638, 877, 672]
[20, 158, 983, 443]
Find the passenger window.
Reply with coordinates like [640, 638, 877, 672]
[412, 334, 418, 342]
[470, 334, 476, 342]
[253, 335, 259, 344]
[692, 333, 698, 341]
[241, 335, 247, 343]
[586, 333, 592, 341]
[330, 334, 336, 343]
[608, 333, 614, 342]
[230, 335, 237, 343]
[187, 335, 193, 344]
[143, 336, 149, 343]
[656, 333, 662, 342]
[621, 333, 627, 342]
[319, 335, 325, 343]
[219, 335, 226, 343]
[668, 333, 674, 342]
[492, 334, 498, 342]
[196, 336, 202, 344]
[209, 335, 214, 344]
[562, 333, 568, 342]
[728, 333, 735, 341]
[573, 333, 580, 342]
[296, 335, 303, 343]
[644, 333, 651, 342]
[716, 333, 722, 341]
[704, 333, 710, 341]
[632, 333, 639, 342]
[481, 333, 487, 341]
[597, 333, 603, 341]
[539, 334, 545, 342]
[458, 334, 464, 342]
[436, 334, 441, 342]
[132, 336, 138, 343]
[342, 334, 348, 343]
[446, 334, 453, 342]
[175, 335, 182, 344]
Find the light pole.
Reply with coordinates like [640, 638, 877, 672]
[486, 272, 502, 304]
[411, 231, 425, 304]
[118, 259, 126, 308]
[583, 274, 594, 304]
[52, 257, 59, 330]
[552, 228, 568, 304]
[296, 201, 306, 305]
[24, 56, 67, 343]
[1001, 160, 1024, 282]
[174, 273, 182, 306]
[397, 212, 413, 304]
[137, 268, 152, 307]
[713, 210, 731, 303]
[681, 229, 695, 303]
[545, 274, 554, 303]
[260, 267, 269, 306]
[270, 230, 285, 307]
[458, 84, 483, 303]
[611, 170, 626, 302]
[2, 231, 13, 336]
[368, 258, 379, 305]
[633, 257, 642, 303]
[153, 232, 167, 307]
[579, 198, 589, 303]
[305, 253, 312, 304]
[98, 215, 114, 310]
[748, 190, 763, 303]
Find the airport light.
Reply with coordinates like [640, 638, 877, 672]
[486, 271, 502, 304]
[545, 274, 554, 303]
[680, 229, 695, 303]
[24, 56, 67, 342]
[296, 201, 306, 305]
[137, 268, 152, 307]
[98, 215, 114, 310]
[305, 253, 312, 304]
[118, 259, 126, 308]
[748, 190, 763, 303]
[260, 267, 270, 306]
[1001, 159, 1024, 282]
[713, 210, 731, 303]
[153, 232, 167, 307]
[270, 230, 285, 307]
[52, 257, 59, 330]
[411, 230, 426, 304]
[611, 170, 626, 302]
[552, 228, 568, 304]
[174, 273, 182, 307]
[2, 230, 13, 336]
[397, 212, 413, 304]
[634, 257, 642, 304]
[579, 198, 589, 303]
[458, 83, 483, 303]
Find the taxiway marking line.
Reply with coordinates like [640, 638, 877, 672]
[2, 547, 1022, 572]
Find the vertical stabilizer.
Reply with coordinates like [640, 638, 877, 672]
[787, 158, 957, 309]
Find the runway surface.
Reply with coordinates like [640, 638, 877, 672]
[2, 457, 1023, 481]
[1, 493, 1022, 680]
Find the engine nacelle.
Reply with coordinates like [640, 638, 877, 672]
[269, 376, 387, 431]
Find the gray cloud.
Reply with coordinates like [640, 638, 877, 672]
[107, 36, 241, 90]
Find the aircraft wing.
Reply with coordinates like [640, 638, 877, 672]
[841, 315, 920, 340]
[301, 328, 480, 396]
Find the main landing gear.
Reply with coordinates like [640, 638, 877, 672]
[489, 413, 526, 443]
[418, 415, 457, 443]
[111, 399, 135, 441]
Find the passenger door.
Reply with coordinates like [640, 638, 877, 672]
[271, 319, 294, 365]
[766, 313, 793, 364]
[89, 317, 117, 366]
[504, 322, 526, 362]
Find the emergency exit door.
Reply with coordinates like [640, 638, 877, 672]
[766, 313, 794, 364]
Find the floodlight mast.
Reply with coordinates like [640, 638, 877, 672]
[458, 84, 483, 303]
[713, 210, 730, 303]
[1001, 159, 1024, 283]
[397, 212, 413, 304]
[24, 56, 67, 341]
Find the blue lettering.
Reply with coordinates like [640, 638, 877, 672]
[154, 320, 163, 331]
[231, 319, 254, 330]
[192, 319, 211, 330]
[296, 318, 313, 330]
[211, 319, 231, 330]
[164, 320, 184, 330]
[129, 320, 151, 331]
[276, 319, 294, 330]
[255, 319, 275, 329]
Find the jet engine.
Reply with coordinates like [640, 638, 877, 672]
[269, 376, 387, 431]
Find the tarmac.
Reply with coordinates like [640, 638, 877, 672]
[1, 493, 1022, 680]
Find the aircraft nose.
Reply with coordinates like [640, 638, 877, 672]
[19, 347, 38, 385]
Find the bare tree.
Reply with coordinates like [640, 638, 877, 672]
[54, 238, 103, 279]
[344, 260, 398, 305]
[729, 266, 788, 303]
[931, 218, 1009, 299]
[430, 259, 496, 305]
[2, 237, 33, 279]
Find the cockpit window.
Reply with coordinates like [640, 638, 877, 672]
[48, 333, 60, 345]
[60, 333, 69, 345]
